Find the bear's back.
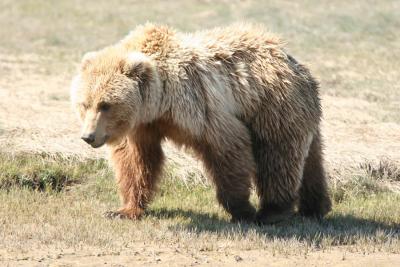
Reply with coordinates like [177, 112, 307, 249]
[119, 23, 285, 63]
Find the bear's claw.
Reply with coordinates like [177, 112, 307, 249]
[103, 211, 128, 219]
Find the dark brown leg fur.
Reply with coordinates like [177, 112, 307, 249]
[298, 133, 332, 218]
[249, 129, 306, 224]
[196, 119, 256, 223]
[107, 124, 164, 219]
[200, 144, 256, 222]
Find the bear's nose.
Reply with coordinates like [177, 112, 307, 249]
[81, 133, 95, 144]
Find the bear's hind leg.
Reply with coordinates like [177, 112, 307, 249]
[298, 133, 332, 218]
[250, 131, 307, 224]
[201, 145, 256, 223]
[198, 120, 256, 223]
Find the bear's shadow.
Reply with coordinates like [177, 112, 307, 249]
[147, 208, 399, 243]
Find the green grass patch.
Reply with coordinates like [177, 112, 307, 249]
[0, 153, 110, 191]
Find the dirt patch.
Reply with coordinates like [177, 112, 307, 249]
[1, 246, 399, 266]
[322, 95, 400, 167]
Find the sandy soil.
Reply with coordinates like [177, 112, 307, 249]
[1, 245, 400, 267]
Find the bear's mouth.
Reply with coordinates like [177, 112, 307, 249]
[90, 135, 109, 148]
[90, 142, 105, 148]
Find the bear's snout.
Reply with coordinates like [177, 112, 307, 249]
[81, 133, 95, 144]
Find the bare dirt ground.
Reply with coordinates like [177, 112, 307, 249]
[2, 245, 400, 267]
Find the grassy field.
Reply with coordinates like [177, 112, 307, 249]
[0, 0, 400, 265]
[0, 154, 399, 258]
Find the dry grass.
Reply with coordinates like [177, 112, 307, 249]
[331, 159, 400, 203]
[0, 154, 399, 257]
[361, 159, 400, 182]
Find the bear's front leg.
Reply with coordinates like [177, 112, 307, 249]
[107, 127, 164, 220]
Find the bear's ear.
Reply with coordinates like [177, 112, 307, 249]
[80, 51, 97, 71]
[122, 52, 155, 83]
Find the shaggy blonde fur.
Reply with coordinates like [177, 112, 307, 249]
[71, 23, 331, 223]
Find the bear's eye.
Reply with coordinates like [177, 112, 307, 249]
[98, 102, 111, 112]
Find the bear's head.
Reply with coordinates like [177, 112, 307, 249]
[70, 48, 161, 148]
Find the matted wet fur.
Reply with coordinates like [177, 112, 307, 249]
[71, 23, 332, 224]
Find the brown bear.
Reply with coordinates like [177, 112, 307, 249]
[70, 23, 331, 224]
